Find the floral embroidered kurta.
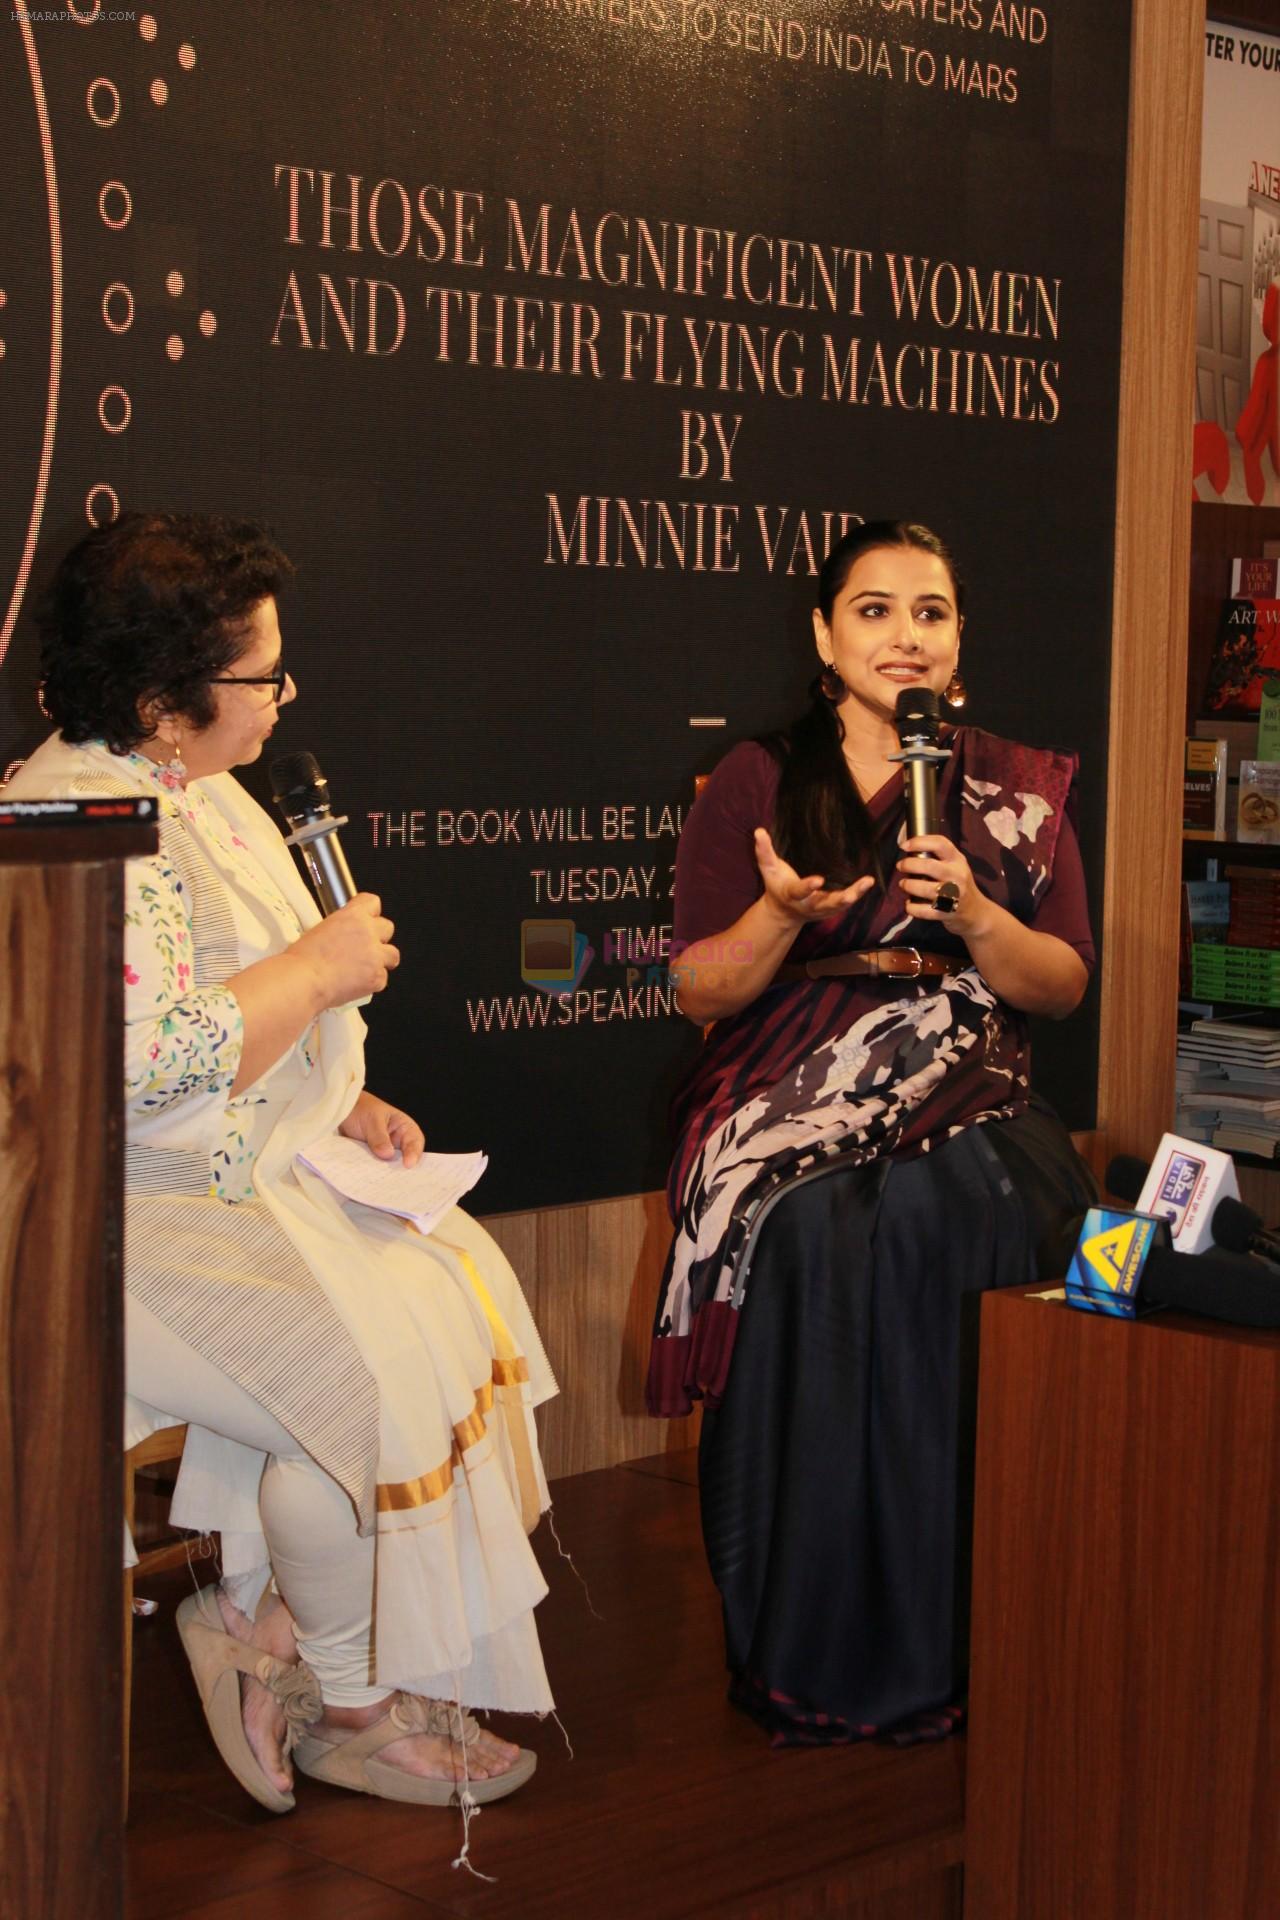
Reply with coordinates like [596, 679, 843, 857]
[6, 732, 558, 1713]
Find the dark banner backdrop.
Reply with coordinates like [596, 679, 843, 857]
[1, 1, 1130, 1211]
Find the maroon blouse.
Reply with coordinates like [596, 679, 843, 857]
[666, 731, 1095, 1215]
[675, 739, 1094, 961]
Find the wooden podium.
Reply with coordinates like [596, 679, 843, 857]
[964, 1286, 1280, 1920]
[0, 815, 157, 1920]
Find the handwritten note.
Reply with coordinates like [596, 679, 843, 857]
[296, 1135, 487, 1235]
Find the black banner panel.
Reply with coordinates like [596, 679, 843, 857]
[1, 2, 1130, 1210]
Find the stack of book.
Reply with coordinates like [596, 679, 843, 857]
[1175, 1014, 1280, 1159]
[1228, 867, 1280, 944]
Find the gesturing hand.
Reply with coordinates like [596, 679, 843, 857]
[753, 827, 875, 924]
[338, 1090, 426, 1168]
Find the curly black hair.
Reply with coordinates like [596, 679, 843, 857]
[37, 510, 296, 752]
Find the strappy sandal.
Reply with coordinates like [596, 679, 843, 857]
[175, 1589, 323, 1813]
[292, 1692, 537, 1806]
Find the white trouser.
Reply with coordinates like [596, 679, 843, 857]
[127, 1297, 390, 1708]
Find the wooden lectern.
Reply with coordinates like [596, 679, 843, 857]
[0, 815, 158, 1920]
[964, 1286, 1280, 1920]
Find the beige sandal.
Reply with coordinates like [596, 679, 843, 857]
[292, 1693, 537, 1806]
[175, 1589, 323, 1813]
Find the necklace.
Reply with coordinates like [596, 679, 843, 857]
[842, 747, 898, 801]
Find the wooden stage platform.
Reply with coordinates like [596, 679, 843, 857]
[126, 1451, 965, 1920]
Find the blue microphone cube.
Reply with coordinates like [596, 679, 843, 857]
[1065, 1207, 1171, 1317]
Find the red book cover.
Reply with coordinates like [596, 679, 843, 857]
[1204, 598, 1280, 715]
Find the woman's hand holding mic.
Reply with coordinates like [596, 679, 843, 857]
[228, 895, 399, 1095]
[896, 835, 988, 935]
[294, 892, 400, 1009]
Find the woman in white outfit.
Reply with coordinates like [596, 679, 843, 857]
[7, 512, 556, 1810]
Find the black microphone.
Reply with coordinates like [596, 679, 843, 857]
[1210, 1195, 1280, 1267]
[269, 751, 358, 915]
[889, 687, 952, 841]
[1105, 1154, 1149, 1204]
[1140, 1243, 1280, 1328]
[1108, 1153, 1280, 1267]
[1069, 1196, 1280, 1327]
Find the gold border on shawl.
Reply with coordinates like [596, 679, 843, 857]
[376, 1456, 457, 1512]
[375, 1371, 514, 1511]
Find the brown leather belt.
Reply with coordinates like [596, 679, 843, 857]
[776, 947, 962, 983]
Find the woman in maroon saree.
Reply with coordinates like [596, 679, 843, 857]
[647, 522, 1097, 1745]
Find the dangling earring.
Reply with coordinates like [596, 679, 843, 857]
[943, 667, 967, 709]
[157, 737, 188, 792]
[819, 661, 848, 703]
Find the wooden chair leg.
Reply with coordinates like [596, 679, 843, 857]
[121, 1425, 189, 1823]
[122, 1467, 135, 1824]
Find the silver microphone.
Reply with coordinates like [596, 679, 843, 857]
[269, 751, 357, 915]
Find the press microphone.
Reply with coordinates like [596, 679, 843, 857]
[1132, 1133, 1240, 1253]
[269, 751, 357, 916]
[1144, 1244, 1280, 1326]
[1208, 1195, 1280, 1267]
[1066, 1199, 1280, 1326]
[1104, 1154, 1148, 1204]
[889, 687, 952, 840]
[1108, 1146, 1280, 1263]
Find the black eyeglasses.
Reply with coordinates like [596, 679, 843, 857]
[207, 658, 288, 700]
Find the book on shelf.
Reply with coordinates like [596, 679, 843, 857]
[1222, 1061, 1280, 1085]
[1181, 878, 1230, 989]
[1178, 1089, 1280, 1121]
[1259, 682, 1280, 761]
[1178, 1011, 1280, 1064]
[1175, 1011, 1280, 1155]
[1230, 557, 1280, 597]
[1183, 737, 1228, 838]
[1204, 598, 1280, 716]
[1185, 878, 1230, 937]
[1194, 716, 1258, 782]
[1236, 761, 1280, 842]
[1210, 1126, 1280, 1159]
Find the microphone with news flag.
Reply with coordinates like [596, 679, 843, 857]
[1063, 1135, 1280, 1326]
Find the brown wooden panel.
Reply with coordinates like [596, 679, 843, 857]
[0, 858, 128, 1920]
[483, 1190, 698, 1479]
[1067, 1129, 1107, 1185]
[1096, 0, 1205, 1165]
[966, 1290, 1280, 1920]
[1233, 1161, 1280, 1221]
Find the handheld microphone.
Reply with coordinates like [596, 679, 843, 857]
[269, 751, 358, 916]
[888, 687, 952, 841]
